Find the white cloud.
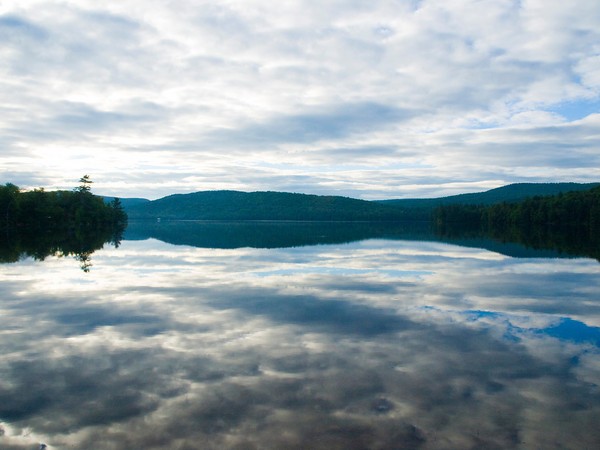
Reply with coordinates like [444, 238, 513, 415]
[0, 0, 599, 198]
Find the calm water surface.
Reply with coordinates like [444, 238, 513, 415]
[1, 223, 600, 449]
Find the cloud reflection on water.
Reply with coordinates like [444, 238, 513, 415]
[0, 237, 599, 449]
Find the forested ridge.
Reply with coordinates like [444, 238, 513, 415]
[379, 182, 600, 208]
[126, 190, 411, 221]
[433, 185, 600, 230]
[432, 186, 600, 260]
[125, 183, 600, 221]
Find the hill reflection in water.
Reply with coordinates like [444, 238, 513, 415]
[125, 219, 593, 260]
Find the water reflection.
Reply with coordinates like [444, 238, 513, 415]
[124, 220, 435, 249]
[126, 219, 593, 260]
[0, 225, 123, 272]
[0, 231, 599, 449]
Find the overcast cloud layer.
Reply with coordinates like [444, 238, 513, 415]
[1, 0, 600, 199]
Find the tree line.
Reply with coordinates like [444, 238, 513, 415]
[432, 186, 600, 260]
[0, 175, 127, 232]
[433, 185, 600, 231]
[0, 176, 127, 270]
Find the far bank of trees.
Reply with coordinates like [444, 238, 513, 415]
[0, 175, 127, 232]
[433, 185, 600, 233]
[432, 186, 600, 260]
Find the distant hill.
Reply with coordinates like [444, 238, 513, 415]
[378, 182, 600, 208]
[125, 190, 407, 221]
[102, 196, 150, 209]
[432, 185, 600, 261]
[123, 182, 600, 221]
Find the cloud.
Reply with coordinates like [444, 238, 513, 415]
[206, 102, 415, 148]
[0, 0, 599, 199]
[0, 14, 49, 41]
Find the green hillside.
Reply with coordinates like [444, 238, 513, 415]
[432, 185, 600, 261]
[125, 183, 600, 221]
[378, 182, 600, 208]
[126, 190, 408, 221]
[102, 196, 150, 208]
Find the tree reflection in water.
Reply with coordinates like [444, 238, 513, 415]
[0, 225, 124, 272]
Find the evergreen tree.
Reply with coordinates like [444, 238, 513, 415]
[76, 175, 93, 194]
[0, 183, 20, 230]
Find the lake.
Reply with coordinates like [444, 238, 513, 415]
[1, 221, 599, 449]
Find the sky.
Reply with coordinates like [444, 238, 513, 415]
[1, 0, 600, 200]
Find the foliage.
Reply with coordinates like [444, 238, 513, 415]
[379, 182, 600, 210]
[433, 186, 600, 230]
[432, 186, 600, 261]
[76, 174, 93, 194]
[126, 190, 417, 221]
[0, 178, 127, 232]
[0, 177, 128, 271]
[126, 183, 600, 222]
